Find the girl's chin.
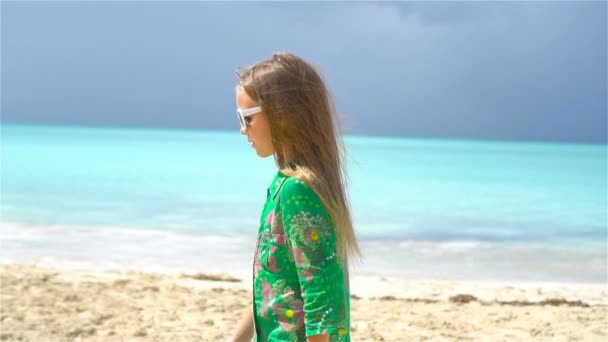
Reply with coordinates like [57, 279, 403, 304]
[255, 149, 274, 158]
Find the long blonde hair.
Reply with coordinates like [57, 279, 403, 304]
[237, 52, 360, 262]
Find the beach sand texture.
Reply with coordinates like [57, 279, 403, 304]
[1, 264, 607, 341]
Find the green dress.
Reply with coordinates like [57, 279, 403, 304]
[253, 170, 350, 341]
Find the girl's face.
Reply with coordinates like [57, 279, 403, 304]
[236, 86, 275, 158]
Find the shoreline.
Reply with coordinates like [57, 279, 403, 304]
[2, 262, 607, 341]
[3, 219, 606, 285]
[2, 258, 606, 295]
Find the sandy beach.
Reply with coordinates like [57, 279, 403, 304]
[1, 263, 606, 341]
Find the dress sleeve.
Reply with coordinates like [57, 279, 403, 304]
[278, 178, 349, 338]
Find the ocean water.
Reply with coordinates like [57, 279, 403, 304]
[1, 123, 606, 284]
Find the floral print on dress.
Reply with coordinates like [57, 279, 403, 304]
[253, 172, 350, 342]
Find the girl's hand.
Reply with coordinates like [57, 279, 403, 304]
[308, 334, 330, 342]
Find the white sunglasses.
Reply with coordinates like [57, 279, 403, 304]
[236, 106, 262, 130]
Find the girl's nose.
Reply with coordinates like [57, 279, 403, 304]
[240, 127, 247, 135]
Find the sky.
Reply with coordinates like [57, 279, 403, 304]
[1, 1, 606, 143]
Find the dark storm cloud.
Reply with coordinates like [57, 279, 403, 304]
[1, 1, 606, 143]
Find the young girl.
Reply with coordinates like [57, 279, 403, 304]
[230, 53, 359, 342]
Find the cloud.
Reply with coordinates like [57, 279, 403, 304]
[1, 1, 606, 142]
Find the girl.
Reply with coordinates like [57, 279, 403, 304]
[230, 53, 359, 342]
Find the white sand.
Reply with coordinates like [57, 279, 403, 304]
[1, 263, 607, 341]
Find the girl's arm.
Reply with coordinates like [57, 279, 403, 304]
[229, 305, 253, 342]
[279, 179, 350, 339]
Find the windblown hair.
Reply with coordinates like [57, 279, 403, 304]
[236, 52, 360, 262]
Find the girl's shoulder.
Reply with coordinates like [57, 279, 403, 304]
[279, 176, 316, 199]
[277, 176, 329, 213]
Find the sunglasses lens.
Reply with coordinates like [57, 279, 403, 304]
[237, 111, 245, 129]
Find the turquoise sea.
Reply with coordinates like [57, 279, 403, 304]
[1, 123, 606, 284]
